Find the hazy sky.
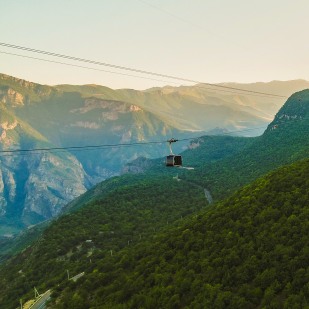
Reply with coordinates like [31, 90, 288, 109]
[1, 0, 308, 89]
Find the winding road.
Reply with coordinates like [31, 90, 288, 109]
[176, 176, 213, 204]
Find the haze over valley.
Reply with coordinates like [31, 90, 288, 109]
[2, 73, 308, 236]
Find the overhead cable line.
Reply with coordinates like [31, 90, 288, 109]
[3, 113, 303, 158]
[0, 140, 166, 154]
[0, 51, 174, 86]
[0, 126, 266, 157]
[0, 51, 282, 99]
[0, 51, 281, 99]
[0, 42, 287, 98]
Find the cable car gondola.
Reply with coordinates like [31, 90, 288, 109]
[166, 154, 182, 167]
[166, 138, 182, 167]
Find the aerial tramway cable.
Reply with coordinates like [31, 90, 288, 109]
[0, 51, 285, 99]
[0, 42, 287, 99]
[0, 126, 266, 158]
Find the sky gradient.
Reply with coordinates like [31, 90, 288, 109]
[1, 0, 309, 89]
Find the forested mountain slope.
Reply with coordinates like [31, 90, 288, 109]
[1, 89, 309, 307]
[183, 89, 309, 200]
[0, 155, 308, 308]
[0, 176, 207, 309]
[129, 89, 309, 201]
[68, 135, 255, 213]
[0, 76, 309, 307]
[52, 158, 309, 308]
[1, 73, 308, 236]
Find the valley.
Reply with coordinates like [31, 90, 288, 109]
[0, 87, 308, 308]
[1, 74, 308, 236]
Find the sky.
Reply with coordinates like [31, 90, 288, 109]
[1, 0, 309, 89]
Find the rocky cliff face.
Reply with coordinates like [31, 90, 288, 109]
[0, 112, 88, 231]
[21, 153, 87, 218]
[0, 83, 88, 233]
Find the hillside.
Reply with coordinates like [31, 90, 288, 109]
[57, 79, 309, 135]
[2, 73, 306, 236]
[131, 89, 309, 201]
[187, 88, 309, 199]
[0, 89, 309, 307]
[0, 73, 308, 250]
[56, 157, 309, 309]
[0, 175, 207, 308]
[0, 104, 87, 235]
[0, 156, 308, 308]
[4, 86, 305, 254]
[0, 73, 200, 236]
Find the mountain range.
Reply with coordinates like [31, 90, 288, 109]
[0, 73, 309, 237]
[0, 88, 308, 308]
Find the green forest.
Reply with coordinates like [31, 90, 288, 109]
[0, 90, 308, 308]
[0, 158, 308, 308]
[51, 158, 309, 308]
[0, 176, 207, 308]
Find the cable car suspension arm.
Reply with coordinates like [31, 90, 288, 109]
[167, 138, 178, 155]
